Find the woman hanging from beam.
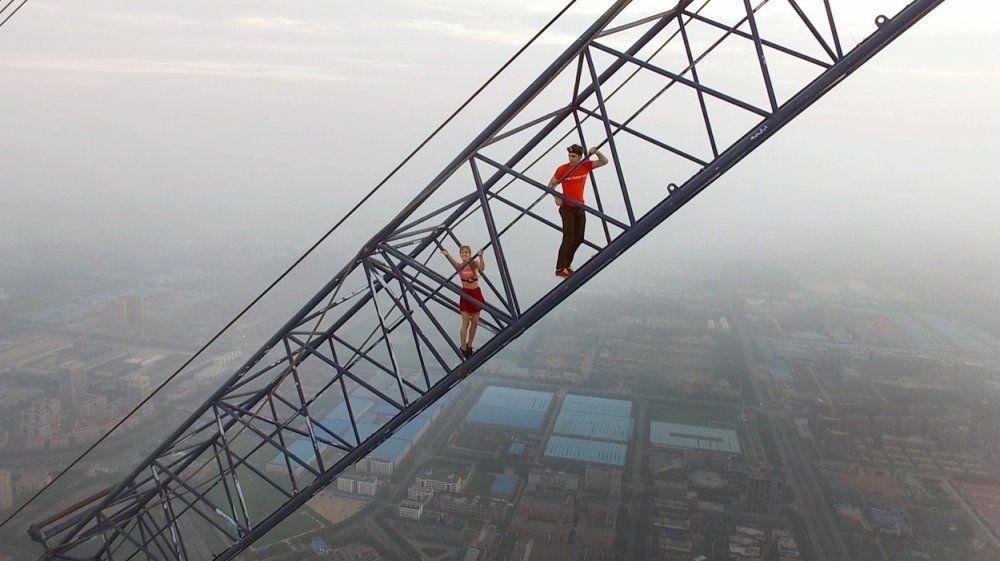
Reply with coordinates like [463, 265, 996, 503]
[440, 244, 487, 358]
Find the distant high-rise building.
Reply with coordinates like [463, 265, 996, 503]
[816, 416, 842, 433]
[885, 398, 914, 419]
[20, 398, 62, 439]
[59, 361, 87, 407]
[106, 299, 128, 324]
[124, 293, 143, 324]
[869, 350, 941, 380]
[844, 414, 869, 436]
[971, 400, 1000, 450]
[899, 416, 924, 437]
[872, 415, 896, 436]
[127, 375, 152, 411]
[825, 430, 852, 460]
[0, 469, 13, 511]
[15, 472, 53, 495]
[927, 418, 950, 441]
[105, 294, 143, 324]
[745, 471, 784, 516]
[74, 394, 109, 418]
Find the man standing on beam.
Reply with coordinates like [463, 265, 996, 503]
[550, 143, 608, 277]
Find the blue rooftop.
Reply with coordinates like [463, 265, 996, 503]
[370, 401, 401, 416]
[466, 404, 547, 431]
[354, 421, 381, 442]
[477, 386, 552, 411]
[267, 389, 437, 473]
[553, 410, 633, 442]
[326, 397, 375, 422]
[508, 442, 526, 456]
[465, 386, 553, 431]
[372, 437, 410, 462]
[315, 418, 351, 441]
[490, 474, 519, 498]
[395, 415, 430, 441]
[544, 436, 626, 466]
[266, 438, 322, 471]
[561, 394, 632, 418]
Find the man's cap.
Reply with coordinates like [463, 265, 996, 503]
[567, 144, 584, 156]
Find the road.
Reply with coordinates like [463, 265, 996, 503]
[770, 414, 851, 561]
[721, 287, 764, 407]
[625, 400, 650, 561]
[724, 284, 850, 561]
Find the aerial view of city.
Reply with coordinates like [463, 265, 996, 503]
[2, 1, 1000, 561]
[5, 252, 1000, 561]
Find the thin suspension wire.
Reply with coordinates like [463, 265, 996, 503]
[0, 0, 27, 29]
[0, 0, 580, 533]
[0, 0, 18, 18]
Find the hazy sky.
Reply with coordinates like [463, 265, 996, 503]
[1, 0, 998, 279]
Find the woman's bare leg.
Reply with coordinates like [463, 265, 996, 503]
[460, 312, 471, 351]
[468, 312, 480, 351]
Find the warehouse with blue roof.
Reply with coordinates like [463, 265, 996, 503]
[649, 422, 741, 454]
[266, 390, 448, 476]
[369, 401, 401, 416]
[544, 436, 627, 467]
[327, 397, 375, 421]
[315, 418, 351, 441]
[268, 438, 324, 474]
[544, 394, 633, 466]
[476, 386, 550, 409]
[489, 474, 519, 499]
[394, 414, 430, 441]
[553, 410, 633, 442]
[560, 394, 632, 418]
[368, 437, 412, 475]
[465, 386, 553, 432]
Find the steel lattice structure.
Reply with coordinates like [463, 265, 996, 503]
[31, 0, 945, 559]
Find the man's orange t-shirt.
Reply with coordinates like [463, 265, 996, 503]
[553, 160, 593, 205]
